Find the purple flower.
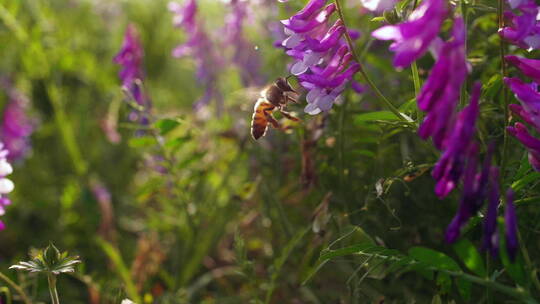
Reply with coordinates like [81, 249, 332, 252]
[445, 142, 495, 243]
[499, 1, 540, 51]
[505, 189, 519, 261]
[113, 24, 148, 108]
[372, 0, 447, 68]
[506, 55, 540, 84]
[280, 0, 361, 114]
[1, 91, 34, 161]
[223, 0, 263, 86]
[417, 18, 468, 149]
[0, 143, 14, 230]
[169, 0, 224, 112]
[432, 83, 481, 198]
[445, 144, 479, 243]
[505, 77, 540, 131]
[482, 167, 500, 256]
[507, 122, 540, 171]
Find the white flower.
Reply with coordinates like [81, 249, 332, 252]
[0, 178, 14, 194]
[0, 160, 13, 176]
[361, 0, 398, 12]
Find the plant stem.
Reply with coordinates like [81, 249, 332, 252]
[47, 274, 60, 304]
[410, 62, 423, 120]
[0, 272, 31, 304]
[334, 0, 409, 123]
[498, 0, 510, 184]
[440, 270, 538, 304]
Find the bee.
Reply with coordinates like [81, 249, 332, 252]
[251, 77, 301, 140]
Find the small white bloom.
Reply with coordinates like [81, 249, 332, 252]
[361, 0, 398, 12]
[0, 160, 13, 176]
[0, 178, 14, 194]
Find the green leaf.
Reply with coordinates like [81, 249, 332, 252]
[483, 74, 502, 101]
[511, 172, 540, 192]
[154, 118, 182, 135]
[354, 111, 402, 123]
[319, 242, 378, 261]
[128, 136, 156, 148]
[453, 239, 486, 276]
[370, 16, 385, 22]
[165, 135, 192, 149]
[408, 247, 461, 271]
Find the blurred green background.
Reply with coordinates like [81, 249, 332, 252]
[0, 0, 538, 303]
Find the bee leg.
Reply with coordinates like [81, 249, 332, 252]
[264, 111, 281, 129]
[279, 109, 301, 122]
[286, 95, 298, 103]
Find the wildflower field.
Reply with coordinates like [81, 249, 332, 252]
[2, 0, 540, 302]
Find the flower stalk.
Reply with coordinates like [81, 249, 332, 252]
[334, 0, 409, 122]
[47, 273, 60, 304]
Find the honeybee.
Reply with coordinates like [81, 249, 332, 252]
[251, 77, 301, 140]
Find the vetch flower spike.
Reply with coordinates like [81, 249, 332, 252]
[417, 17, 469, 149]
[504, 189, 519, 261]
[482, 167, 500, 256]
[507, 122, 540, 171]
[280, 0, 361, 114]
[372, 0, 447, 68]
[0, 142, 14, 230]
[169, 0, 224, 113]
[1, 88, 34, 161]
[113, 24, 151, 125]
[432, 83, 481, 198]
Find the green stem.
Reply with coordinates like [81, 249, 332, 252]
[0, 272, 31, 304]
[410, 62, 423, 120]
[440, 270, 538, 304]
[334, 0, 409, 123]
[498, 0, 510, 183]
[47, 84, 88, 176]
[47, 274, 60, 304]
[517, 231, 540, 293]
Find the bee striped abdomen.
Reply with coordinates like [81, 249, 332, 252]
[251, 98, 274, 140]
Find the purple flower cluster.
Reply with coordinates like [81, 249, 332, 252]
[432, 83, 481, 199]
[223, 0, 264, 86]
[169, 0, 224, 112]
[280, 0, 361, 115]
[505, 59, 540, 170]
[1, 90, 34, 162]
[113, 24, 151, 124]
[0, 143, 14, 230]
[417, 18, 469, 150]
[505, 189, 519, 260]
[499, 0, 540, 51]
[372, 0, 447, 68]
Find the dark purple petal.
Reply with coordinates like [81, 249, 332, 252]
[505, 55, 540, 83]
[432, 83, 481, 198]
[482, 167, 500, 256]
[505, 189, 519, 261]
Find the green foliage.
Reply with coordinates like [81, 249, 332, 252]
[0, 0, 538, 303]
